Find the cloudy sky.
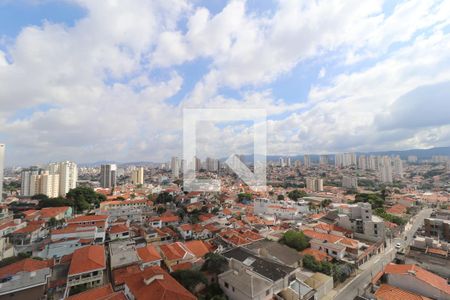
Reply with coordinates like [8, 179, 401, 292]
[1, 0, 450, 166]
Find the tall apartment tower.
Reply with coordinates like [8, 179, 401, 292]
[0, 144, 4, 202]
[279, 157, 285, 167]
[131, 167, 144, 185]
[319, 155, 328, 166]
[171, 157, 180, 178]
[393, 156, 404, 178]
[303, 155, 311, 168]
[306, 177, 324, 192]
[100, 164, 117, 188]
[21, 168, 60, 198]
[49, 161, 78, 196]
[358, 155, 367, 170]
[378, 156, 393, 183]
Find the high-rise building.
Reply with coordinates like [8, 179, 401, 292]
[279, 157, 285, 167]
[392, 156, 403, 178]
[0, 144, 4, 202]
[306, 177, 323, 192]
[378, 156, 393, 183]
[206, 157, 219, 172]
[286, 157, 291, 167]
[131, 167, 144, 185]
[48, 161, 78, 196]
[342, 176, 358, 189]
[171, 157, 180, 178]
[21, 169, 60, 198]
[294, 160, 302, 168]
[319, 155, 328, 166]
[100, 164, 117, 188]
[407, 155, 418, 163]
[358, 155, 367, 170]
[335, 153, 357, 168]
[303, 155, 311, 168]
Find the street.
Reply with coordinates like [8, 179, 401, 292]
[333, 208, 433, 300]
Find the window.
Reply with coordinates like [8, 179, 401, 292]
[232, 287, 235, 292]
[225, 282, 229, 288]
[266, 290, 270, 296]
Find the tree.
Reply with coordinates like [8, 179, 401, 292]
[171, 270, 207, 293]
[155, 192, 174, 204]
[279, 230, 310, 251]
[201, 253, 228, 275]
[354, 193, 384, 209]
[288, 189, 307, 201]
[277, 194, 285, 200]
[237, 193, 253, 203]
[302, 255, 322, 272]
[48, 217, 57, 227]
[31, 194, 49, 201]
[333, 264, 353, 283]
[39, 197, 74, 209]
[321, 199, 332, 208]
[66, 187, 106, 212]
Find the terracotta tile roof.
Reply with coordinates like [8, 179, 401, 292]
[67, 284, 126, 300]
[123, 266, 196, 300]
[184, 240, 210, 258]
[13, 223, 42, 234]
[40, 206, 69, 219]
[375, 284, 431, 300]
[303, 229, 358, 248]
[384, 263, 450, 294]
[68, 215, 108, 223]
[68, 245, 106, 276]
[179, 224, 193, 231]
[136, 245, 161, 263]
[109, 224, 129, 234]
[301, 248, 332, 262]
[160, 215, 180, 223]
[386, 204, 407, 215]
[0, 258, 52, 278]
[159, 242, 190, 261]
[170, 262, 193, 272]
[113, 265, 141, 286]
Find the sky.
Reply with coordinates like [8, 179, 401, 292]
[1, 0, 450, 166]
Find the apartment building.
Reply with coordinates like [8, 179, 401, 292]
[335, 202, 385, 241]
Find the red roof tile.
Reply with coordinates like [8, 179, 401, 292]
[384, 263, 450, 294]
[67, 284, 126, 300]
[375, 284, 431, 300]
[123, 266, 196, 300]
[136, 245, 161, 263]
[0, 258, 52, 278]
[184, 240, 210, 258]
[68, 245, 106, 275]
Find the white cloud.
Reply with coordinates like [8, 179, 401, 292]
[1, 0, 450, 165]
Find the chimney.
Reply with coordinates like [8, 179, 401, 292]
[144, 274, 164, 285]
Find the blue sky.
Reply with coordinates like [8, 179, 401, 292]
[1, 0, 450, 166]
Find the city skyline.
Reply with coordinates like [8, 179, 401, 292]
[1, 0, 450, 165]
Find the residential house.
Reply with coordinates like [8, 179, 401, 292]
[219, 247, 297, 300]
[122, 266, 196, 300]
[245, 240, 302, 268]
[66, 284, 126, 300]
[136, 244, 162, 268]
[108, 224, 130, 240]
[0, 258, 52, 300]
[383, 263, 450, 300]
[65, 245, 106, 296]
[10, 223, 47, 248]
